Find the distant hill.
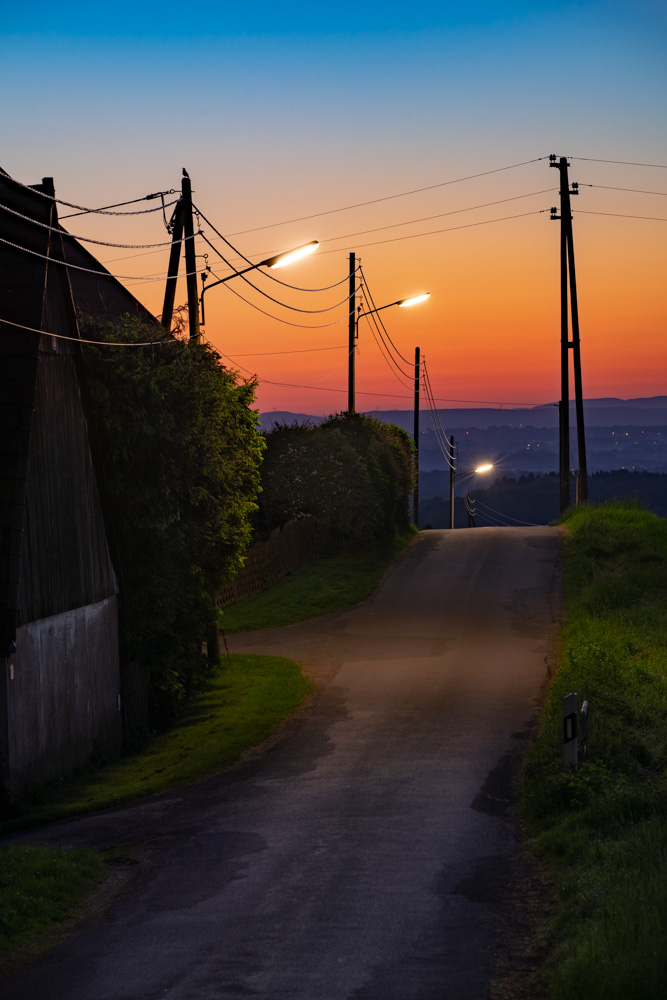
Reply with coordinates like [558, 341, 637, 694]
[261, 398, 667, 434]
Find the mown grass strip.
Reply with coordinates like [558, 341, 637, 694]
[1, 655, 311, 834]
[220, 530, 416, 633]
[521, 502, 667, 999]
[0, 845, 104, 952]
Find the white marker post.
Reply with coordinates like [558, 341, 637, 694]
[563, 692, 578, 770]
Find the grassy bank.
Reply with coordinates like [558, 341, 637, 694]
[1, 655, 311, 835]
[0, 845, 104, 961]
[220, 530, 415, 633]
[521, 503, 667, 998]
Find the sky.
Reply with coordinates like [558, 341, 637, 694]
[2, 1, 666, 415]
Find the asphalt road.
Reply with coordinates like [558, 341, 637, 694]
[5, 527, 561, 1000]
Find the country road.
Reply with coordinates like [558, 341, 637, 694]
[4, 526, 561, 1000]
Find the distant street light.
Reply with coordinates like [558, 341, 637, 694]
[200, 240, 319, 325]
[450, 446, 494, 528]
[349, 292, 430, 413]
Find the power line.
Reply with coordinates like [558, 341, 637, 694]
[319, 209, 545, 254]
[320, 188, 556, 245]
[229, 345, 347, 357]
[200, 236, 352, 314]
[0, 233, 199, 281]
[0, 315, 177, 347]
[0, 202, 187, 249]
[226, 157, 548, 236]
[583, 183, 667, 197]
[574, 210, 667, 223]
[195, 204, 354, 293]
[1, 172, 180, 214]
[570, 156, 667, 169]
[212, 275, 356, 329]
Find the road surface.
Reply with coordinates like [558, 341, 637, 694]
[4, 527, 561, 999]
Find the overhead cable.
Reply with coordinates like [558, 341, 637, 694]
[582, 183, 667, 197]
[0, 315, 177, 347]
[0, 234, 199, 281]
[323, 188, 557, 245]
[226, 157, 548, 236]
[319, 209, 545, 254]
[358, 266, 424, 368]
[0, 202, 187, 248]
[570, 156, 667, 169]
[574, 210, 667, 223]
[213, 275, 357, 329]
[474, 499, 543, 526]
[195, 204, 355, 293]
[2, 173, 179, 214]
[200, 236, 351, 313]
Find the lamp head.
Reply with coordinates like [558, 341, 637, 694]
[474, 463, 494, 474]
[397, 293, 430, 308]
[262, 241, 319, 269]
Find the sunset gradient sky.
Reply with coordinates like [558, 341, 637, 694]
[3, 1, 666, 414]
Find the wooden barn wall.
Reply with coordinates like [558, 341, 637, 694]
[217, 517, 331, 608]
[8, 596, 121, 793]
[17, 338, 118, 624]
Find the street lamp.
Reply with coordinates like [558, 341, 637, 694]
[200, 240, 319, 325]
[349, 292, 430, 413]
[449, 445, 494, 529]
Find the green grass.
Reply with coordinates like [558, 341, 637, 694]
[0, 844, 105, 951]
[1, 655, 312, 834]
[521, 502, 667, 999]
[220, 530, 416, 633]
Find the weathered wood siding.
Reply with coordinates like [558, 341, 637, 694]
[9, 597, 121, 791]
[17, 338, 118, 623]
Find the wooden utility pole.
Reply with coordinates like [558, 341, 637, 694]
[551, 155, 588, 513]
[348, 252, 356, 413]
[449, 435, 455, 529]
[413, 346, 420, 526]
[161, 169, 200, 341]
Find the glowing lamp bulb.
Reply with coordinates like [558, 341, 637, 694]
[398, 293, 430, 308]
[264, 241, 319, 269]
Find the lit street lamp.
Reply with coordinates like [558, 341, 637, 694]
[200, 240, 319, 326]
[349, 292, 430, 413]
[450, 446, 494, 529]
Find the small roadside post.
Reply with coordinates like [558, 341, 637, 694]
[563, 692, 578, 770]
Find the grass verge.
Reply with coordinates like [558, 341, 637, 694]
[0, 844, 105, 962]
[220, 530, 416, 633]
[521, 502, 667, 999]
[1, 655, 311, 835]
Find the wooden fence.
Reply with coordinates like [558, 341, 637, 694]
[217, 517, 331, 608]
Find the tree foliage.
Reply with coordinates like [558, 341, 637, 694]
[256, 413, 414, 543]
[81, 316, 264, 717]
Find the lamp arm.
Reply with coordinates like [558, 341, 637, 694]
[199, 260, 265, 323]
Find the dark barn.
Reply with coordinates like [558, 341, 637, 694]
[0, 169, 155, 796]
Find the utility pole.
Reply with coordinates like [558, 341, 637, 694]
[413, 346, 420, 527]
[181, 170, 200, 342]
[551, 154, 588, 512]
[348, 252, 356, 413]
[449, 435, 455, 530]
[161, 169, 200, 341]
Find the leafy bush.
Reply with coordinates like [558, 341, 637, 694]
[81, 316, 264, 720]
[256, 413, 414, 543]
